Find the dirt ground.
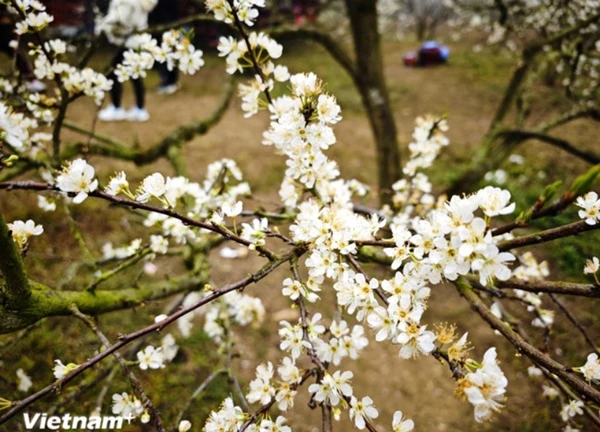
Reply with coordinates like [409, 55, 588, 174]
[1, 36, 599, 431]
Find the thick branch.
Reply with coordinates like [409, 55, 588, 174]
[498, 219, 600, 251]
[0, 215, 31, 308]
[495, 279, 600, 298]
[63, 76, 234, 166]
[0, 276, 206, 334]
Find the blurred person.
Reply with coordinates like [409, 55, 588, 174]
[149, 0, 181, 95]
[96, 0, 158, 122]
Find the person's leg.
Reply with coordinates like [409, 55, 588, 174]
[99, 49, 127, 120]
[108, 49, 124, 107]
[132, 77, 145, 109]
[127, 77, 149, 121]
[168, 68, 179, 86]
[157, 62, 170, 87]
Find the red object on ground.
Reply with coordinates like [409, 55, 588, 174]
[403, 51, 418, 66]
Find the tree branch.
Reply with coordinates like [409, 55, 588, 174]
[495, 279, 600, 298]
[0, 248, 301, 425]
[72, 307, 166, 431]
[498, 219, 600, 251]
[0, 276, 206, 334]
[0, 215, 31, 308]
[455, 278, 600, 405]
[63, 76, 235, 166]
[497, 130, 600, 165]
[0, 181, 278, 260]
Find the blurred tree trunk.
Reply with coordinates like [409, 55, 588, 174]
[344, 0, 401, 205]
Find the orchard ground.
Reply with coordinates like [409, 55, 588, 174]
[1, 34, 599, 431]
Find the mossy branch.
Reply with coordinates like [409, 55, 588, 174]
[0, 215, 31, 309]
[62, 75, 234, 166]
[0, 275, 207, 334]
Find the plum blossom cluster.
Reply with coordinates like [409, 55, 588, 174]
[263, 73, 370, 208]
[0, 101, 45, 156]
[195, 290, 266, 342]
[456, 348, 508, 422]
[7, 0, 53, 35]
[389, 117, 450, 218]
[51, 158, 250, 247]
[402, 115, 449, 177]
[509, 251, 556, 329]
[201, 2, 515, 424]
[205, 0, 265, 26]
[113, 31, 205, 83]
[30, 44, 112, 104]
[218, 32, 289, 117]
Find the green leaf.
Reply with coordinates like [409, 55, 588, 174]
[570, 164, 600, 196]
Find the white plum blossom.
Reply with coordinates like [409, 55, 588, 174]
[55, 159, 98, 204]
[471, 244, 516, 286]
[178, 420, 192, 432]
[392, 410, 414, 432]
[542, 385, 560, 399]
[246, 362, 276, 405]
[575, 191, 600, 225]
[308, 370, 353, 406]
[459, 348, 508, 422]
[105, 171, 129, 196]
[583, 256, 599, 276]
[16, 369, 33, 392]
[136, 173, 167, 203]
[395, 322, 436, 359]
[527, 366, 543, 378]
[579, 353, 600, 383]
[241, 218, 269, 248]
[112, 393, 144, 419]
[136, 345, 166, 370]
[476, 186, 516, 217]
[149, 235, 169, 254]
[349, 396, 379, 430]
[161, 334, 179, 362]
[560, 400, 584, 422]
[53, 359, 78, 380]
[8, 219, 43, 248]
[0, 102, 30, 150]
[258, 416, 291, 432]
[203, 397, 245, 431]
[37, 195, 56, 212]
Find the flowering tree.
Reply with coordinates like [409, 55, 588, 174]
[378, 0, 452, 41]
[1, 1, 600, 432]
[276, 0, 600, 199]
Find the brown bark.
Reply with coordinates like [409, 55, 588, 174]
[345, 0, 401, 205]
